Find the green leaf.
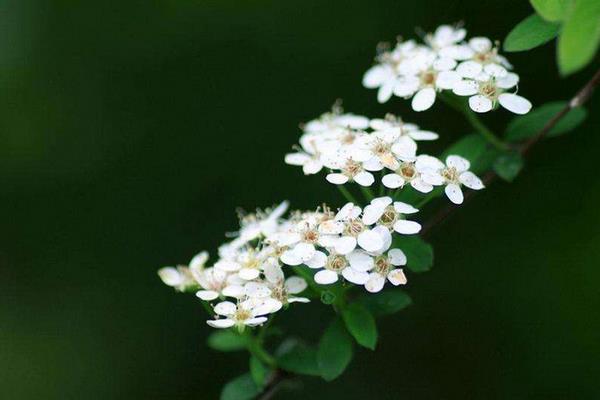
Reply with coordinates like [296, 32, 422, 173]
[317, 317, 353, 381]
[394, 236, 433, 273]
[530, 0, 571, 21]
[504, 14, 560, 52]
[442, 134, 498, 174]
[342, 303, 378, 350]
[249, 356, 270, 388]
[358, 289, 412, 317]
[493, 152, 524, 182]
[504, 101, 587, 141]
[207, 330, 247, 352]
[558, 0, 600, 75]
[220, 373, 259, 400]
[277, 340, 321, 377]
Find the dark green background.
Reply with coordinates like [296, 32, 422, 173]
[2, 1, 599, 399]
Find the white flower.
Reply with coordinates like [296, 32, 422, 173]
[381, 155, 436, 193]
[207, 298, 280, 329]
[425, 24, 467, 51]
[262, 262, 310, 304]
[362, 196, 421, 235]
[307, 251, 370, 285]
[370, 114, 439, 141]
[193, 267, 233, 300]
[158, 251, 208, 291]
[326, 157, 375, 187]
[419, 155, 485, 204]
[453, 73, 531, 114]
[364, 249, 408, 293]
[234, 201, 289, 244]
[453, 37, 512, 78]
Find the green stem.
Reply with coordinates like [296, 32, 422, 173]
[438, 92, 508, 151]
[246, 333, 277, 368]
[336, 185, 359, 204]
[359, 186, 375, 202]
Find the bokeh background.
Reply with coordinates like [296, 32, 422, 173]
[2, 0, 599, 399]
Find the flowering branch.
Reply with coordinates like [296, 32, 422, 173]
[422, 65, 600, 237]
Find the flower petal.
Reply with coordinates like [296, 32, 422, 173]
[314, 269, 339, 285]
[346, 250, 374, 272]
[342, 267, 370, 285]
[196, 290, 219, 301]
[468, 95, 493, 113]
[388, 249, 407, 266]
[285, 276, 308, 294]
[393, 219, 422, 235]
[326, 173, 349, 185]
[207, 319, 235, 329]
[445, 183, 464, 204]
[365, 273, 386, 293]
[214, 301, 237, 317]
[411, 87, 436, 112]
[459, 171, 485, 190]
[382, 173, 405, 189]
[388, 269, 407, 286]
[498, 93, 532, 115]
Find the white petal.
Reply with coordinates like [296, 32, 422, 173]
[354, 171, 375, 187]
[456, 60, 483, 78]
[294, 242, 316, 261]
[445, 183, 464, 204]
[280, 250, 303, 266]
[319, 220, 344, 235]
[244, 317, 268, 326]
[189, 251, 209, 271]
[357, 230, 385, 252]
[196, 290, 219, 301]
[335, 236, 357, 255]
[326, 173, 349, 185]
[459, 171, 485, 190]
[411, 87, 436, 112]
[346, 250, 374, 272]
[416, 155, 445, 171]
[305, 250, 327, 269]
[410, 178, 434, 193]
[388, 249, 407, 266]
[222, 284, 244, 298]
[363, 65, 391, 88]
[244, 282, 271, 298]
[393, 219, 422, 235]
[446, 155, 470, 172]
[285, 276, 308, 294]
[207, 319, 235, 328]
[435, 70, 460, 89]
[433, 57, 457, 71]
[362, 204, 385, 225]
[158, 267, 183, 287]
[452, 79, 479, 96]
[365, 273, 386, 293]
[239, 268, 260, 281]
[483, 63, 507, 78]
[496, 72, 519, 89]
[387, 269, 407, 286]
[288, 297, 310, 303]
[303, 160, 323, 175]
[314, 269, 339, 285]
[409, 130, 439, 141]
[263, 262, 284, 284]
[371, 196, 393, 207]
[377, 81, 395, 103]
[393, 201, 419, 214]
[469, 37, 492, 53]
[382, 173, 405, 189]
[372, 225, 392, 252]
[252, 298, 282, 315]
[468, 95, 493, 113]
[498, 93, 532, 115]
[391, 136, 417, 160]
[342, 267, 370, 285]
[214, 260, 241, 272]
[284, 152, 310, 166]
[214, 301, 237, 317]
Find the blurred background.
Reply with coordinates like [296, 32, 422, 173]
[1, 0, 599, 399]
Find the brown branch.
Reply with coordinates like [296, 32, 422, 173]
[421, 66, 600, 238]
[257, 66, 600, 400]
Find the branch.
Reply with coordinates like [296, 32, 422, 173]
[421, 66, 600, 237]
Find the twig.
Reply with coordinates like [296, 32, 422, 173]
[421, 66, 600, 237]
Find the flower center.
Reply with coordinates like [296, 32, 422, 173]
[341, 132, 356, 145]
[373, 256, 391, 275]
[344, 159, 362, 177]
[373, 141, 389, 156]
[327, 254, 347, 272]
[378, 205, 398, 228]
[420, 70, 437, 86]
[271, 285, 287, 303]
[475, 52, 491, 63]
[234, 308, 251, 321]
[343, 218, 365, 237]
[442, 167, 459, 183]
[399, 162, 416, 180]
[303, 230, 319, 244]
[480, 82, 497, 99]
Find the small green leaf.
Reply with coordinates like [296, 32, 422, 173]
[442, 134, 498, 174]
[317, 317, 353, 381]
[394, 236, 433, 273]
[249, 356, 270, 388]
[358, 289, 412, 317]
[504, 101, 587, 141]
[504, 14, 560, 52]
[530, 0, 571, 21]
[207, 330, 247, 352]
[220, 373, 259, 400]
[277, 340, 321, 377]
[342, 303, 378, 350]
[493, 152, 524, 182]
[558, 0, 600, 75]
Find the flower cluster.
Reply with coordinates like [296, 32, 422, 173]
[363, 24, 532, 114]
[159, 196, 423, 329]
[285, 107, 484, 204]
